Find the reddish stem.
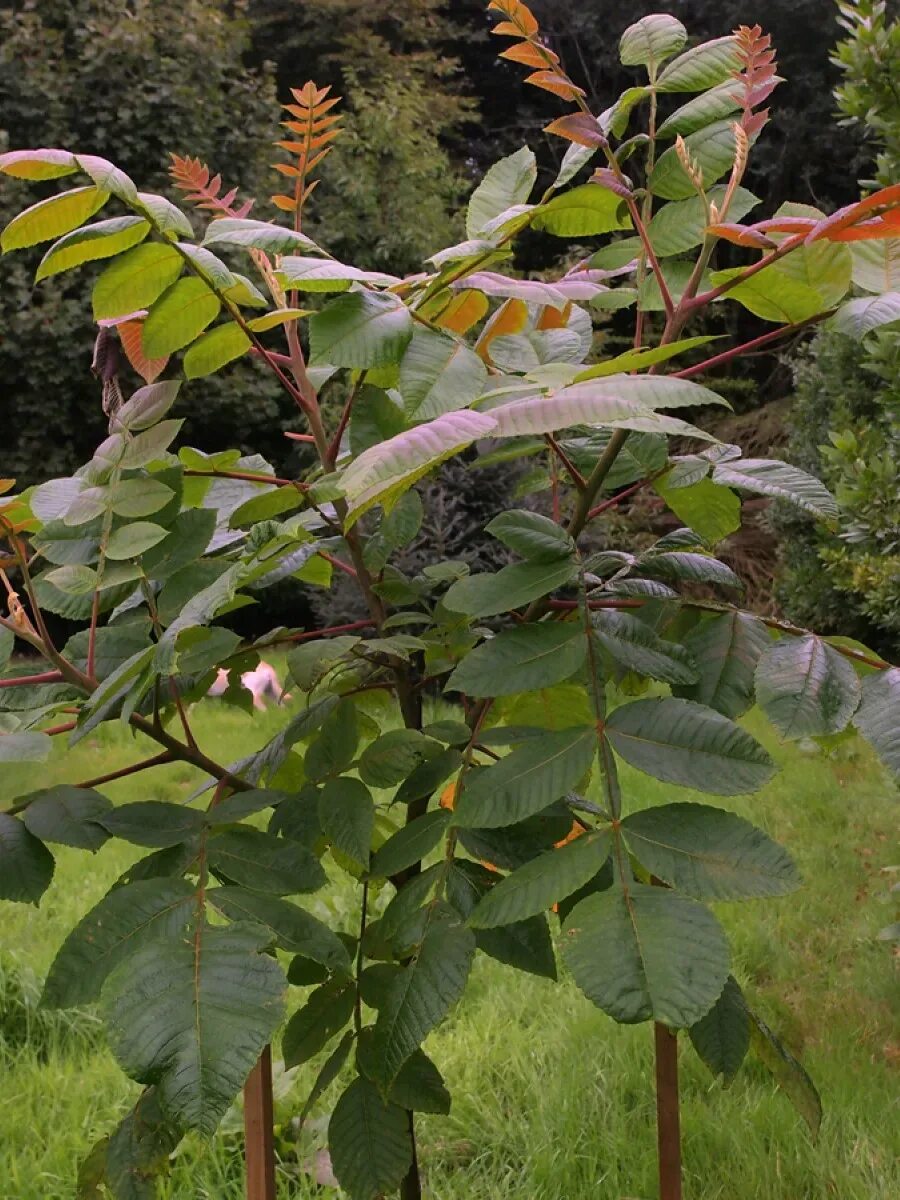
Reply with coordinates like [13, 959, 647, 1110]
[655, 1023, 683, 1200]
[76, 751, 174, 789]
[548, 598, 645, 611]
[545, 434, 587, 490]
[280, 620, 375, 644]
[244, 1046, 277, 1200]
[686, 234, 805, 310]
[87, 589, 100, 679]
[586, 476, 654, 521]
[182, 468, 304, 488]
[283, 432, 317, 444]
[44, 720, 76, 736]
[626, 196, 674, 318]
[674, 311, 831, 380]
[0, 670, 63, 689]
[320, 552, 358, 580]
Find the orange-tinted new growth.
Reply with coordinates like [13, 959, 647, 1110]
[272, 82, 343, 222]
[708, 182, 900, 245]
[489, 0, 585, 105]
[733, 25, 780, 139]
[169, 154, 255, 219]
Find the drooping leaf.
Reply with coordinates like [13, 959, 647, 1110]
[42, 879, 195, 1009]
[755, 635, 861, 739]
[622, 802, 800, 900]
[853, 668, 900, 778]
[20, 785, 111, 851]
[328, 1077, 413, 1200]
[446, 622, 585, 697]
[0, 813, 54, 904]
[468, 830, 611, 927]
[453, 725, 595, 828]
[367, 915, 475, 1087]
[101, 921, 286, 1134]
[1, 185, 108, 252]
[689, 975, 750, 1084]
[674, 611, 770, 718]
[466, 146, 537, 238]
[746, 1005, 822, 1137]
[92, 244, 183, 321]
[309, 291, 413, 370]
[115, 381, 181, 432]
[35, 216, 150, 281]
[711, 459, 838, 521]
[442, 557, 577, 618]
[341, 407, 495, 525]
[605, 698, 776, 795]
[562, 883, 730, 1026]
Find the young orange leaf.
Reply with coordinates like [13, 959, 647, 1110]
[544, 114, 608, 148]
[525, 71, 585, 100]
[500, 42, 557, 69]
[435, 289, 490, 335]
[475, 297, 529, 361]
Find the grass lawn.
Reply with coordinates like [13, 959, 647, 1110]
[0, 696, 897, 1199]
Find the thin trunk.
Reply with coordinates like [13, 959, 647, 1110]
[244, 1046, 277, 1200]
[400, 1109, 422, 1200]
[654, 1023, 683, 1200]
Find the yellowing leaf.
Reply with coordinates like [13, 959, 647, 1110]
[2, 186, 108, 252]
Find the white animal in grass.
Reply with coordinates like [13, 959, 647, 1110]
[207, 660, 291, 711]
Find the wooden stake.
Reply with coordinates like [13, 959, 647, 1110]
[244, 1045, 276, 1200]
[654, 1023, 683, 1200]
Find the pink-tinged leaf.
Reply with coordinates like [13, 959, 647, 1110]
[544, 114, 608, 148]
[96, 310, 150, 328]
[707, 223, 776, 249]
[827, 216, 900, 243]
[341, 410, 497, 526]
[807, 183, 900, 243]
[458, 272, 569, 311]
[0, 148, 78, 180]
[751, 217, 818, 236]
[118, 320, 170, 384]
[590, 168, 633, 199]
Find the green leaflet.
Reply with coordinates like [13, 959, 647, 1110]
[102, 1086, 182, 1200]
[592, 610, 698, 686]
[283, 978, 355, 1066]
[309, 291, 413, 369]
[562, 883, 730, 1026]
[689, 975, 750, 1084]
[0, 813, 55, 904]
[369, 811, 451, 879]
[453, 726, 595, 829]
[207, 887, 351, 973]
[183, 323, 251, 379]
[531, 184, 631, 237]
[486, 510, 575, 561]
[41, 879, 196, 1008]
[445, 622, 586, 697]
[201, 217, 319, 254]
[35, 215, 150, 281]
[853, 667, 900, 778]
[466, 146, 536, 238]
[317, 777, 375, 868]
[650, 120, 738, 200]
[328, 1077, 413, 1200]
[468, 830, 612, 927]
[442, 557, 578, 619]
[387, 1048, 451, 1115]
[359, 730, 442, 789]
[207, 827, 327, 895]
[647, 186, 759, 256]
[830, 291, 900, 339]
[92, 243, 183, 320]
[398, 325, 488, 420]
[99, 802, 205, 848]
[0, 731, 53, 762]
[622, 802, 800, 900]
[619, 14, 686, 68]
[1, 185, 108, 252]
[747, 1005, 822, 1137]
[20, 785, 112, 851]
[653, 474, 741, 544]
[755, 635, 861, 739]
[101, 921, 286, 1135]
[142, 277, 221, 357]
[605, 697, 776, 795]
[366, 915, 476, 1087]
[655, 36, 742, 92]
[674, 611, 771, 718]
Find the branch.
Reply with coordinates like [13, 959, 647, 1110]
[75, 751, 175, 790]
[0, 670, 63, 689]
[674, 311, 833, 379]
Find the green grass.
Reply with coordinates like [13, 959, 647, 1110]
[1, 699, 898, 1199]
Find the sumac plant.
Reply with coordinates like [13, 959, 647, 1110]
[1, 5, 898, 1199]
